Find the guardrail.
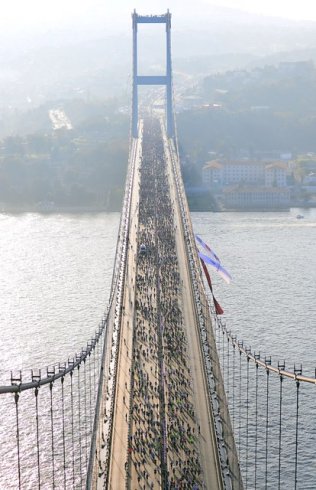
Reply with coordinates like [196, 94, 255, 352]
[87, 123, 142, 488]
[163, 120, 243, 490]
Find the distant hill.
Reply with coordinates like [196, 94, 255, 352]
[200, 61, 316, 113]
[246, 48, 316, 69]
[176, 61, 316, 166]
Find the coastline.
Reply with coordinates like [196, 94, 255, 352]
[0, 204, 122, 214]
[0, 199, 315, 214]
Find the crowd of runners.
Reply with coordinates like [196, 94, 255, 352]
[127, 119, 203, 489]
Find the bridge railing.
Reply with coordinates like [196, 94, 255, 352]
[0, 125, 140, 490]
[0, 314, 108, 488]
[207, 291, 316, 490]
[168, 92, 316, 489]
[87, 126, 142, 487]
[0, 114, 143, 489]
[162, 120, 243, 489]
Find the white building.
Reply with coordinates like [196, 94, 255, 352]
[202, 159, 289, 188]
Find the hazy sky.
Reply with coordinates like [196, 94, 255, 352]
[210, 0, 316, 20]
[1, 0, 316, 34]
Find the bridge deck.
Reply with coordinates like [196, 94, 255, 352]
[100, 118, 223, 489]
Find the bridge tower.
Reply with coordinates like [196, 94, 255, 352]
[132, 10, 175, 138]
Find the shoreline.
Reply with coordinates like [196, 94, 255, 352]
[0, 205, 122, 214]
[0, 205, 315, 215]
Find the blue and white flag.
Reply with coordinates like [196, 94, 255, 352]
[195, 234, 221, 263]
[198, 251, 232, 284]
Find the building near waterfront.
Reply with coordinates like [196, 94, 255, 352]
[264, 162, 288, 187]
[202, 159, 266, 186]
[202, 159, 290, 209]
[202, 159, 289, 187]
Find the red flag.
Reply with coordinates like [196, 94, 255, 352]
[200, 258, 213, 292]
[213, 296, 224, 315]
[200, 257, 224, 315]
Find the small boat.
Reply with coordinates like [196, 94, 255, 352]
[296, 214, 304, 219]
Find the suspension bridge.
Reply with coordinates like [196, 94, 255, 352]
[1, 10, 316, 490]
